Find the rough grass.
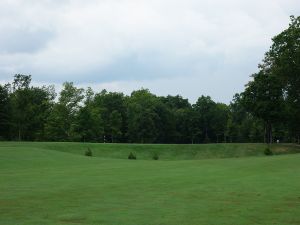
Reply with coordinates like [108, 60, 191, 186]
[0, 142, 299, 160]
[0, 142, 300, 225]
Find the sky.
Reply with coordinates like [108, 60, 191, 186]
[0, 0, 299, 103]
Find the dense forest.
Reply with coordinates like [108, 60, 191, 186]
[0, 16, 299, 144]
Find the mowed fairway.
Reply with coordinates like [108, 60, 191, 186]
[1, 143, 300, 225]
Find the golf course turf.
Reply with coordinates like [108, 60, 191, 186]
[1, 142, 300, 225]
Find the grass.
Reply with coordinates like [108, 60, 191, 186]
[0, 141, 299, 160]
[0, 142, 300, 225]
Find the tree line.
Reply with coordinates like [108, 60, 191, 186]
[0, 16, 299, 144]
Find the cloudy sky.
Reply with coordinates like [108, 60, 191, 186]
[0, 0, 299, 103]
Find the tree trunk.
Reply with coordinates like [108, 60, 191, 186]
[270, 123, 272, 144]
[264, 125, 266, 143]
[265, 122, 272, 144]
[18, 125, 21, 141]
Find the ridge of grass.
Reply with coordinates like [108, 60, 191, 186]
[0, 141, 299, 160]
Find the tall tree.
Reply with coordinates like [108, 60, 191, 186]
[265, 16, 300, 142]
[93, 90, 126, 142]
[193, 96, 216, 143]
[10, 74, 32, 140]
[161, 95, 192, 143]
[241, 71, 285, 143]
[127, 89, 158, 143]
[0, 84, 11, 140]
[26, 85, 56, 140]
[45, 82, 84, 141]
[75, 87, 104, 142]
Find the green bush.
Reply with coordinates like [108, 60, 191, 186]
[264, 147, 273, 156]
[128, 152, 136, 160]
[152, 153, 159, 160]
[85, 148, 93, 157]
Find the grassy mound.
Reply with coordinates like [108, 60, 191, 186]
[0, 142, 299, 160]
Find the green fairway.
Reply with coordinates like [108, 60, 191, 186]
[1, 142, 300, 225]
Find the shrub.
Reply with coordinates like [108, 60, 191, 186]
[85, 148, 93, 157]
[264, 147, 273, 156]
[152, 153, 159, 160]
[128, 152, 136, 160]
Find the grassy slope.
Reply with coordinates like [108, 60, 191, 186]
[0, 142, 300, 225]
[0, 142, 299, 160]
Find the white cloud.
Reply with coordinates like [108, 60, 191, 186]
[0, 0, 299, 102]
